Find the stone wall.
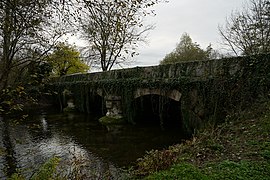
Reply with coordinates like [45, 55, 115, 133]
[54, 54, 267, 84]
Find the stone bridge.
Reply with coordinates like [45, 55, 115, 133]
[49, 54, 270, 132]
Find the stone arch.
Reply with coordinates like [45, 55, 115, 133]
[132, 88, 183, 129]
[60, 89, 75, 111]
[134, 88, 181, 101]
[74, 88, 106, 115]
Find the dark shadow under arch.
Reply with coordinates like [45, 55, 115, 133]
[131, 94, 182, 130]
[85, 92, 105, 116]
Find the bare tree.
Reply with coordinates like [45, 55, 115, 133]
[80, 0, 160, 71]
[219, 0, 270, 56]
[0, 0, 69, 90]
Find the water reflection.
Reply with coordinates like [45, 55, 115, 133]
[40, 116, 48, 132]
[0, 117, 18, 177]
[0, 110, 185, 179]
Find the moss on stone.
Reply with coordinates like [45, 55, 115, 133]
[98, 116, 126, 125]
[63, 106, 76, 112]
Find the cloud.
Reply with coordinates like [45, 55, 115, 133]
[135, 0, 246, 66]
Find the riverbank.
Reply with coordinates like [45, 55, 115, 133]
[133, 99, 270, 179]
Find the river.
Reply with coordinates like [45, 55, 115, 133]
[0, 108, 186, 179]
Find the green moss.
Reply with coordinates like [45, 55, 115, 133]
[98, 116, 126, 125]
[63, 106, 76, 112]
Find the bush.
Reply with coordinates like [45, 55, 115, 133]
[135, 148, 178, 176]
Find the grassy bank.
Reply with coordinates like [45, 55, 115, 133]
[134, 100, 270, 179]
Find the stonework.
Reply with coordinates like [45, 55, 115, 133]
[105, 95, 122, 119]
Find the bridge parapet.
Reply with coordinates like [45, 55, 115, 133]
[55, 56, 245, 83]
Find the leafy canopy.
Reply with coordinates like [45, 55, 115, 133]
[46, 43, 89, 76]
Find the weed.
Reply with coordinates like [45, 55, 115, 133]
[135, 149, 178, 176]
[30, 157, 61, 180]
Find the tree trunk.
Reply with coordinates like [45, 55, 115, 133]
[0, 0, 12, 90]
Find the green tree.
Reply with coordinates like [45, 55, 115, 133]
[160, 33, 214, 64]
[219, 0, 270, 56]
[47, 43, 89, 76]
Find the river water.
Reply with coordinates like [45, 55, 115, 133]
[0, 109, 186, 179]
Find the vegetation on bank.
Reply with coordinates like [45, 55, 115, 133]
[133, 99, 270, 179]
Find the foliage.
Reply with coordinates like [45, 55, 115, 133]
[81, 0, 161, 71]
[219, 0, 270, 56]
[135, 148, 179, 176]
[8, 174, 25, 180]
[0, 86, 36, 115]
[31, 157, 60, 180]
[46, 43, 89, 76]
[21, 61, 53, 89]
[160, 33, 217, 64]
[0, 61, 55, 115]
[0, 61, 53, 115]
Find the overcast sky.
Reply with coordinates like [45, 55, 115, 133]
[133, 0, 246, 67]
